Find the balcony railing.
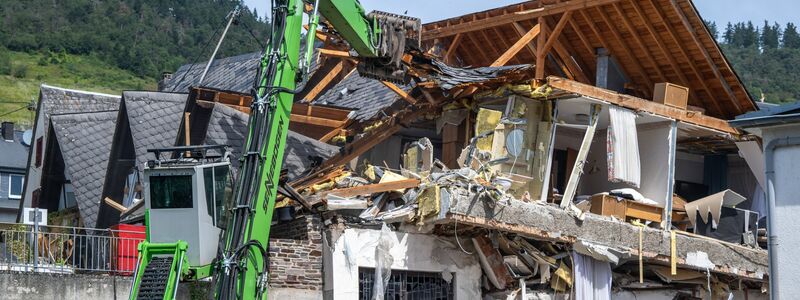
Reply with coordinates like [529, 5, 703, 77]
[0, 222, 145, 275]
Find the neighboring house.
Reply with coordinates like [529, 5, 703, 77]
[37, 111, 119, 228]
[159, 52, 261, 94]
[0, 122, 29, 223]
[17, 85, 120, 223]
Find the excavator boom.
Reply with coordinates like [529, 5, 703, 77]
[130, 1, 420, 299]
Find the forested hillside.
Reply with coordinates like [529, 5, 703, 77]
[709, 21, 800, 104]
[0, 0, 269, 78]
[0, 0, 269, 128]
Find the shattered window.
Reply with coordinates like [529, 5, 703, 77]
[358, 268, 454, 300]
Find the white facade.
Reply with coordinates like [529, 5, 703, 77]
[324, 227, 482, 299]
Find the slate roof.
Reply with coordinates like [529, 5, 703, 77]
[50, 111, 118, 228]
[0, 131, 29, 170]
[313, 74, 402, 121]
[204, 103, 340, 180]
[122, 91, 187, 173]
[730, 100, 800, 130]
[39, 84, 121, 132]
[161, 52, 261, 94]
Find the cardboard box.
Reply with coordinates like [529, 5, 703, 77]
[653, 82, 689, 110]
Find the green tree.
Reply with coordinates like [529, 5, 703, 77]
[761, 21, 780, 49]
[784, 23, 800, 49]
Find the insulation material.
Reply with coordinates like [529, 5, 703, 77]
[684, 189, 746, 228]
[403, 137, 433, 175]
[607, 106, 640, 187]
[475, 108, 503, 151]
[379, 171, 410, 193]
[572, 252, 612, 300]
[551, 261, 573, 292]
[415, 185, 441, 223]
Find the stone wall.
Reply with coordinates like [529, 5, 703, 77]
[268, 214, 324, 292]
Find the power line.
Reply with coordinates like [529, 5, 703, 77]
[0, 105, 29, 118]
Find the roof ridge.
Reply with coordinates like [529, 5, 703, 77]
[40, 84, 121, 99]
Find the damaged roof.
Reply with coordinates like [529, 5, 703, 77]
[204, 103, 341, 180]
[421, 0, 756, 119]
[161, 52, 261, 94]
[314, 74, 404, 121]
[50, 110, 118, 228]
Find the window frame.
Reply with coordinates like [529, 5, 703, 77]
[8, 174, 24, 199]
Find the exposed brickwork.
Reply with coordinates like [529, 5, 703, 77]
[268, 215, 324, 291]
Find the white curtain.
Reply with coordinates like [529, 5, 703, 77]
[572, 251, 612, 300]
[607, 106, 641, 187]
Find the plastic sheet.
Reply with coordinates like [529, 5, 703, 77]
[372, 224, 397, 300]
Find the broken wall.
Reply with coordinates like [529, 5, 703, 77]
[323, 227, 481, 299]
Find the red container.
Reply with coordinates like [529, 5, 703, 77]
[110, 224, 146, 275]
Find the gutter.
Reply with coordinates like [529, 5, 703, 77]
[729, 113, 800, 129]
[763, 137, 800, 300]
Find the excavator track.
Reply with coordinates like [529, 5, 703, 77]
[136, 256, 175, 300]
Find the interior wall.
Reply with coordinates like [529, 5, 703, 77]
[675, 152, 705, 184]
[579, 124, 672, 206]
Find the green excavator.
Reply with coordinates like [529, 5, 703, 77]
[128, 0, 421, 299]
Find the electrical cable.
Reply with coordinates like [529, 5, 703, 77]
[454, 218, 474, 255]
[169, 10, 231, 92]
[0, 105, 28, 118]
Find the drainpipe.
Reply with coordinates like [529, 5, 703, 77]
[763, 137, 800, 300]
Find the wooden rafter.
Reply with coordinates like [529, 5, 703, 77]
[592, 6, 654, 95]
[318, 48, 353, 60]
[627, 0, 723, 115]
[535, 17, 547, 78]
[444, 33, 463, 64]
[541, 11, 572, 55]
[290, 114, 346, 128]
[422, 0, 623, 40]
[381, 81, 418, 105]
[608, 4, 667, 83]
[491, 23, 541, 66]
[512, 22, 540, 59]
[303, 60, 345, 102]
[667, 0, 742, 115]
[465, 33, 493, 64]
[551, 36, 591, 83]
[479, 29, 506, 64]
[646, 0, 728, 117]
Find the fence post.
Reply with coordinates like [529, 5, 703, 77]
[32, 208, 39, 272]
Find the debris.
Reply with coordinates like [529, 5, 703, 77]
[325, 194, 369, 210]
[473, 235, 513, 289]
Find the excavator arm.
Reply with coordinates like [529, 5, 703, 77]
[130, 1, 419, 299]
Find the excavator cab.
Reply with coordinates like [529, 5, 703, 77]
[131, 145, 233, 299]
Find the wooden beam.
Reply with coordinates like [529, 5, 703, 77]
[318, 48, 353, 60]
[627, 0, 722, 115]
[303, 60, 345, 102]
[443, 33, 463, 64]
[568, 19, 595, 68]
[667, 0, 742, 116]
[541, 11, 572, 55]
[551, 38, 590, 83]
[546, 76, 739, 134]
[104, 197, 127, 213]
[593, 6, 654, 95]
[381, 81, 417, 105]
[535, 17, 547, 78]
[422, 0, 623, 40]
[645, 0, 725, 117]
[512, 22, 539, 59]
[291, 109, 426, 190]
[465, 33, 494, 64]
[322, 179, 421, 198]
[492, 24, 541, 66]
[609, 4, 667, 83]
[290, 114, 346, 128]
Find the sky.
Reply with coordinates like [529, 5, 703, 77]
[243, 0, 798, 27]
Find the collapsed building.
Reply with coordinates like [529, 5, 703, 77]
[17, 0, 770, 299]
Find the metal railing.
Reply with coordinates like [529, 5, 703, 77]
[0, 222, 145, 275]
